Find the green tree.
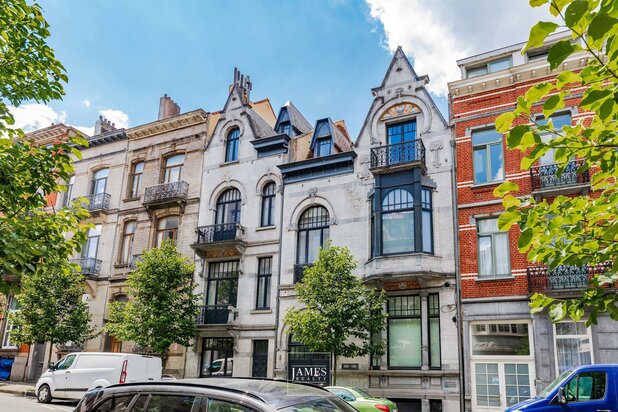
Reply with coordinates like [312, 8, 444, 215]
[105, 241, 200, 363]
[0, 0, 90, 292]
[284, 243, 387, 385]
[494, 0, 618, 324]
[9, 259, 96, 364]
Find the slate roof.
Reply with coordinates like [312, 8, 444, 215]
[283, 101, 312, 134]
[245, 108, 276, 139]
[310, 118, 353, 153]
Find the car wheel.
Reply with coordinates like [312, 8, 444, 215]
[37, 384, 52, 403]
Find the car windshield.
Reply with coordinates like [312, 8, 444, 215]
[75, 388, 103, 412]
[279, 397, 358, 412]
[351, 388, 374, 398]
[537, 370, 573, 398]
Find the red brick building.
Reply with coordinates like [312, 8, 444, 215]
[448, 32, 616, 412]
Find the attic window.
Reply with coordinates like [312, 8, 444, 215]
[466, 57, 512, 78]
[314, 122, 332, 157]
[527, 47, 550, 62]
[277, 122, 292, 136]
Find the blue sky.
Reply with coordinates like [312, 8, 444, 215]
[16, 1, 551, 139]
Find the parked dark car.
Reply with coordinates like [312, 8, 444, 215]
[74, 378, 359, 412]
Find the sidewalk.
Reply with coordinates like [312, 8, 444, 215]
[0, 381, 36, 397]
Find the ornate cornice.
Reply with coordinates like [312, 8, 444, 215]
[23, 123, 83, 146]
[127, 109, 209, 140]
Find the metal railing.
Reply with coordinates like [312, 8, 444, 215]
[196, 223, 244, 244]
[83, 193, 111, 212]
[71, 257, 102, 277]
[530, 159, 589, 191]
[528, 263, 612, 293]
[129, 254, 143, 270]
[370, 139, 425, 169]
[196, 305, 234, 325]
[143, 181, 189, 204]
[294, 263, 313, 283]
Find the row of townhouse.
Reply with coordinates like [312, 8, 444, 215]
[1, 31, 615, 412]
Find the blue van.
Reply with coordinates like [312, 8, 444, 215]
[506, 364, 618, 411]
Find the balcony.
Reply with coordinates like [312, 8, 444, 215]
[129, 254, 143, 271]
[294, 263, 313, 283]
[83, 193, 111, 213]
[369, 139, 425, 173]
[142, 181, 188, 210]
[196, 305, 238, 326]
[530, 159, 590, 196]
[528, 263, 613, 294]
[71, 257, 102, 278]
[191, 224, 246, 257]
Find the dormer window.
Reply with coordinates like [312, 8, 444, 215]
[314, 122, 332, 157]
[466, 57, 512, 78]
[277, 122, 292, 136]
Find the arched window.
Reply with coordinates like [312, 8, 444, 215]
[92, 168, 109, 194]
[382, 189, 414, 254]
[296, 206, 329, 265]
[119, 220, 137, 264]
[156, 216, 179, 246]
[225, 128, 240, 162]
[164, 154, 184, 183]
[260, 182, 276, 227]
[216, 189, 241, 225]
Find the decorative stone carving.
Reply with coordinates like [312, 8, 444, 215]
[380, 103, 421, 121]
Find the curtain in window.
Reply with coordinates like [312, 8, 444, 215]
[388, 318, 422, 367]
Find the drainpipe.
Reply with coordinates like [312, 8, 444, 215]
[450, 135, 465, 412]
[273, 181, 285, 378]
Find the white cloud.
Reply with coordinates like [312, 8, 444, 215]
[9, 104, 67, 132]
[365, 0, 555, 97]
[82, 99, 91, 108]
[99, 109, 129, 129]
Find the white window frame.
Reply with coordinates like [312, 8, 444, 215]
[469, 320, 536, 411]
[2, 297, 19, 349]
[553, 321, 594, 376]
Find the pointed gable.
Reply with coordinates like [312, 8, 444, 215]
[274, 101, 312, 137]
[309, 118, 353, 154]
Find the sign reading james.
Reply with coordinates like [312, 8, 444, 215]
[288, 354, 331, 385]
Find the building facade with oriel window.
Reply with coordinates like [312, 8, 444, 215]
[449, 31, 618, 412]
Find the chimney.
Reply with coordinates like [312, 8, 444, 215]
[94, 116, 117, 135]
[158, 94, 181, 120]
[230, 67, 252, 104]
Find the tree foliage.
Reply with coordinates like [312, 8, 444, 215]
[0, 0, 68, 139]
[494, 0, 618, 325]
[0, 0, 90, 293]
[9, 259, 96, 359]
[105, 241, 200, 358]
[284, 243, 387, 384]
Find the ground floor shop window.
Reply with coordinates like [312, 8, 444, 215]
[388, 295, 421, 368]
[471, 321, 535, 410]
[200, 337, 233, 378]
[554, 321, 593, 374]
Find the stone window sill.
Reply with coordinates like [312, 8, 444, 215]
[251, 309, 272, 314]
[255, 226, 276, 232]
[220, 160, 239, 167]
[123, 196, 141, 203]
[471, 180, 504, 189]
[475, 276, 514, 282]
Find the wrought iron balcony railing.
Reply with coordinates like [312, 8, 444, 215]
[143, 181, 189, 205]
[129, 254, 142, 270]
[83, 193, 111, 212]
[71, 257, 102, 277]
[370, 139, 425, 169]
[530, 159, 589, 192]
[294, 263, 313, 283]
[196, 223, 244, 244]
[528, 263, 613, 293]
[196, 304, 236, 325]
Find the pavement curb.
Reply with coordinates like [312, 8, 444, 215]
[0, 384, 36, 397]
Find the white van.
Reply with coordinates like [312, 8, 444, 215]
[209, 358, 233, 376]
[35, 352, 162, 403]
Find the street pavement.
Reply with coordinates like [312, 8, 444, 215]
[0, 392, 77, 411]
